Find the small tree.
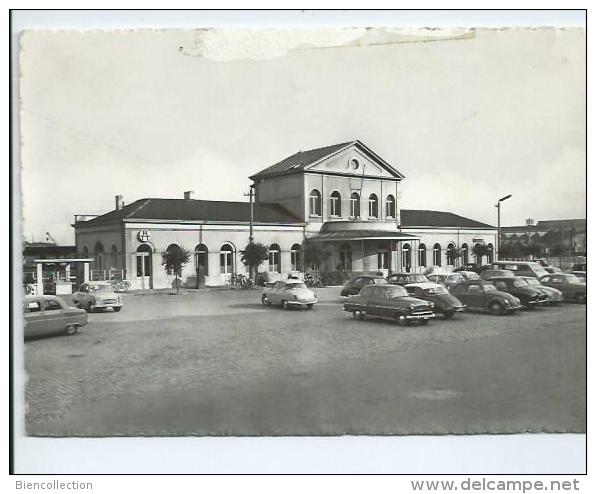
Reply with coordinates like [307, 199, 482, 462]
[240, 242, 268, 281]
[162, 245, 191, 293]
[303, 240, 331, 271]
[549, 242, 567, 268]
[473, 243, 491, 266]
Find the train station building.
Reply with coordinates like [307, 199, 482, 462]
[73, 140, 497, 289]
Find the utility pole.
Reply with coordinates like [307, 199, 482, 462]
[243, 185, 255, 281]
[495, 194, 512, 261]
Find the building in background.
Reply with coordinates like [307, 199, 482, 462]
[73, 141, 497, 289]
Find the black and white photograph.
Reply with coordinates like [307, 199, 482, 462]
[11, 9, 587, 474]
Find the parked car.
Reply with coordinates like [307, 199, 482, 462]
[479, 269, 515, 281]
[342, 284, 435, 326]
[491, 261, 549, 279]
[519, 276, 564, 305]
[386, 273, 430, 286]
[454, 264, 482, 274]
[73, 282, 123, 312]
[571, 271, 586, 282]
[538, 274, 587, 303]
[262, 280, 317, 310]
[426, 272, 466, 290]
[487, 277, 549, 309]
[340, 275, 387, 297]
[23, 295, 88, 338]
[572, 263, 587, 272]
[450, 281, 523, 315]
[404, 282, 465, 318]
[544, 266, 563, 274]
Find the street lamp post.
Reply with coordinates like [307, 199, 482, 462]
[495, 194, 512, 261]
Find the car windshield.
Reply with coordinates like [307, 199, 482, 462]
[448, 274, 464, 282]
[483, 284, 497, 292]
[410, 274, 428, 282]
[388, 286, 408, 297]
[374, 278, 388, 285]
[424, 286, 448, 295]
[465, 272, 480, 280]
[91, 285, 113, 292]
[432, 275, 446, 282]
[513, 279, 528, 288]
[287, 283, 307, 290]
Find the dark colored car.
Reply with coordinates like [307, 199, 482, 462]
[342, 284, 435, 326]
[479, 269, 515, 281]
[572, 263, 587, 271]
[519, 276, 564, 305]
[487, 277, 549, 309]
[386, 273, 430, 286]
[571, 271, 586, 282]
[539, 274, 587, 303]
[450, 281, 523, 315]
[340, 275, 387, 297]
[405, 282, 465, 318]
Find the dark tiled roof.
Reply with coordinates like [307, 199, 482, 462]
[250, 140, 404, 180]
[400, 210, 494, 229]
[77, 198, 303, 227]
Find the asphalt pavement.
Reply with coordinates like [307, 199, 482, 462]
[24, 287, 586, 436]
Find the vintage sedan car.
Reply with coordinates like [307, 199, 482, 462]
[426, 272, 466, 290]
[519, 276, 564, 305]
[479, 269, 515, 281]
[262, 280, 317, 310]
[538, 274, 587, 303]
[487, 277, 549, 309]
[386, 273, 430, 286]
[404, 282, 465, 318]
[450, 281, 523, 315]
[24, 295, 88, 338]
[340, 275, 387, 297]
[343, 284, 435, 326]
[73, 282, 123, 312]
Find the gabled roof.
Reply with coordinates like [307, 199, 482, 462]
[76, 198, 303, 227]
[249, 140, 405, 180]
[400, 210, 494, 229]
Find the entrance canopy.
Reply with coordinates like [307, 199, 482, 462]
[307, 230, 420, 242]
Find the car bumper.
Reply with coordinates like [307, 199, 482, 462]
[406, 312, 436, 320]
[286, 299, 317, 306]
[94, 302, 122, 309]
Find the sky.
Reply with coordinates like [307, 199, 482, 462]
[18, 27, 586, 245]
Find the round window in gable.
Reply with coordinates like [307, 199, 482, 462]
[350, 158, 360, 170]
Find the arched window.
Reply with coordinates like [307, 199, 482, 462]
[418, 243, 427, 267]
[290, 244, 302, 271]
[461, 243, 469, 266]
[473, 243, 482, 265]
[368, 194, 379, 218]
[195, 244, 209, 275]
[110, 244, 118, 269]
[385, 195, 396, 219]
[402, 243, 411, 272]
[487, 243, 494, 263]
[446, 243, 456, 266]
[339, 242, 352, 271]
[94, 242, 104, 270]
[377, 241, 389, 270]
[309, 189, 321, 217]
[433, 243, 442, 267]
[349, 192, 360, 218]
[136, 243, 152, 278]
[329, 191, 342, 217]
[268, 244, 281, 273]
[220, 244, 235, 275]
[165, 244, 184, 276]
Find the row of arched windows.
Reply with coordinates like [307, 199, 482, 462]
[309, 190, 396, 219]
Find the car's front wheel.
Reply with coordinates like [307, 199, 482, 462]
[113, 307, 122, 312]
[489, 301, 505, 315]
[307, 304, 314, 310]
[64, 325, 78, 336]
[86, 303, 95, 313]
[353, 309, 364, 320]
[281, 300, 289, 310]
[261, 295, 269, 305]
[394, 312, 408, 326]
[575, 292, 586, 304]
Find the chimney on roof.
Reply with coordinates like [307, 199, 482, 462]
[115, 195, 124, 210]
[184, 191, 194, 200]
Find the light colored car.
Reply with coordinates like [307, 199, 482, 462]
[73, 282, 123, 312]
[262, 280, 317, 310]
[426, 272, 466, 290]
[24, 295, 88, 338]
